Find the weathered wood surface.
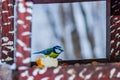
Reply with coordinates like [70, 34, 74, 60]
[110, 16, 120, 60]
[1, 0, 14, 64]
[15, 0, 120, 67]
[19, 63, 120, 80]
[16, 0, 33, 69]
[110, 0, 120, 60]
[14, 0, 120, 80]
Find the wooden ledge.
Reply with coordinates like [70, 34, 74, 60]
[19, 62, 120, 80]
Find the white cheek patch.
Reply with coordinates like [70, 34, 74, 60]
[55, 49, 61, 53]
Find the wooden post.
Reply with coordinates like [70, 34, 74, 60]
[1, 0, 14, 64]
[19, 63, 120, 80]
[16, 0, 120, 80]
[110, 0, 120, 61]
[16, 0, 33, 70]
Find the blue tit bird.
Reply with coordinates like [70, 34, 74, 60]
[33, 45, 63, 58]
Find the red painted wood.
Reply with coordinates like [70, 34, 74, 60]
[110, 0, 120, 61]
[19, 63, 120, 80]
[110, 15, 120, 60]
[1, 0, 14, 64]
[31, 0, 105, 4]
[15, 0, 120, 79]
[15, 0, 120, 63]
[16, 0, 33, 70]
[111, 0, 120, 15]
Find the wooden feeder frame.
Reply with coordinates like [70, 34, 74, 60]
[1, 0, 120, 80]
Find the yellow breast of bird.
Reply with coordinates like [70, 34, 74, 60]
[48, 52, 59, 58]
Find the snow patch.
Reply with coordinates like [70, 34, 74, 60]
[21, 71, 29, 77]
[23, 58, 30, 64]
[117, 42, 120, 48]
[41, 77, 49, 80]
[68, 74, 75, 80]
[18, 66, 28, 70]
[67, 69, 75, 74]
[53, 66, 62, 74]
[117, 72, 120, 78]
[32, 69, 39, 76]
[2, 41, 13, 46]
[2, 37, 9, 42]
[17, 39, 26, 47]
[98, 72, 103, 79]
[22, 32, 31, 36]
[39, 68, 47, 74]
[79, 68, 87, 78]
[26, 2, 33, 7]
[2, 50, 8, 55]
[18, 3, 26, 13]
[55, 74, 64, 80]
[2, 0, 6, 2]
[110, 68, 116, 78]
[8, 16, 14, 19]
[2, 10, 8, 13]
[16, 52, 23, 57]
[27, 76, 34, 80]
[26, 8, 32, 14]
[9, 31, 14, 34]
[17, 20, 24, 24]
[26, 16, 32, 20]
[8, 4, 13, 7]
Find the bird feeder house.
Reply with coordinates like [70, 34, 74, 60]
[1, 0, 120, 80]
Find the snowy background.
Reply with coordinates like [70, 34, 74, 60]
[31, 1, 106, 61]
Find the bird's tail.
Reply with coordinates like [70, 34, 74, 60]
[33, 52, 41, 54]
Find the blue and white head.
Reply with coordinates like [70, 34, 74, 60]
[53, 45, 64, 54]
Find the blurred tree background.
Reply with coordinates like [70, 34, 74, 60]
[31, 1, 106, 61]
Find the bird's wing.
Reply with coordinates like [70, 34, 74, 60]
[33, 52, 40, 54]
[34, 48, 53, 55]
[42, 48, 53, 55]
